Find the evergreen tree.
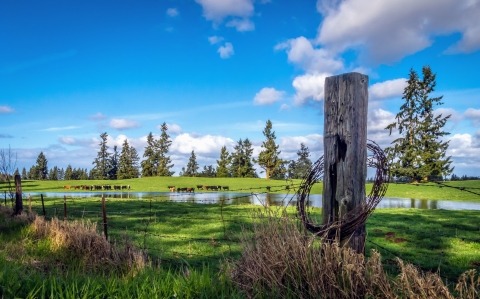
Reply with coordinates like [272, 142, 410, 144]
[35, 152, 48, 180]
[287, 160, 297, 179]
[141, 132, 157, 177]
[216, 146, 231, 178]
[293, 143, 312, 179]
[108, 145, 119, 180]
[254, 120, 284, 180]
[49, 166, 59, 180]
[28, 165, 37, 180]
[118, 139, 140, 179]
[21, 167, 27, 180]
[184, 150, 199, 177]
[270, 162, 287, 180]
[13, 168, 20, 177]
[157, 123, 175, 176]
[385, 65, 453, 182]
[91, 132, 111, 180]
[58, 168, 65, 180]
[231, 139, 256, 178]
[81, 168, 89, 180]
[65, 165, 73, 180]
[199, 165, 217, 177]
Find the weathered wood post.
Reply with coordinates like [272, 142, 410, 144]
[41, 194, 46, 216]
[63, 195, 67, 221]
[323, 72, 368, 254]
[102, 195, 108, 240]
[14, 175, 23, 215]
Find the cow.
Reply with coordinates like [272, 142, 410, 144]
[114, 185, 121, 190]
[210, 186, 219, 191]
[196, 185, 203, 189]
[169, 187, 176, 192]
[63, 186, 71, 190]
[121, 185, 127, 190]
[222, 186, 229, 191]
[266, 186, 271, 192]
[74, 186, 81, 190]
[177, 187, 187, 192]
[186, 187, 195, 193]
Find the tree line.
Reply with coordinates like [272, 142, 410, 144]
[16, 121, 314, 181]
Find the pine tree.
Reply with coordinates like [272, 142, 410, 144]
[108, 145, 119, 180]
[141, 132, 157, 177]
[65, 165, 73, 180]
[91, 132, 111, 180]
[254, 120, 284, 180]
[49, 166, 59, 180]
[28, 165, 37, 180]
[216, 146, 231, 178]
[13, 168, 20, 177]
[199, 165, 216, 177]
[21, 167, 27, 180]
[157, 123, 175, 176]
[385, 65, 453, 182]
[270, 162, 287, 180]
[231, 138, 256, 178]
[184, 150, 199, 177]
[293, 143, 312, 179]
[118, 139, 140, 179]
[287, 160, 297, 179]
[58, 168, 64, 180]
[35, 152, 48, 180]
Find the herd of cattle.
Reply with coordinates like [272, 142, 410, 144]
[63, 185, 131, 190]
[167, 185, 229, 193]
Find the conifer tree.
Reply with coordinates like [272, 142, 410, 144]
[254, 120, 284, 180]
[49, 166, 59, 180]
[92, 132, 111, 180]
[65, 165, 73, 180]
[141, 132, 157, 177]
[293, 143, 312, 179]
[231, 139, 256, 178]
[184, 150, 199, 177]
[13, 168, 20, 177]
[157, 123, 175, 176]
[108, 145, 119, 180]
[385, 65, 453, 182]
[35, 152, 48, 180]
[28, 165, 37, 180]
[118, 139, 140, 179]
[21, 167, 27, 180]
[216, 146, 231, 178]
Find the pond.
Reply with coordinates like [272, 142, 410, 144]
[22, 192, 480, 211]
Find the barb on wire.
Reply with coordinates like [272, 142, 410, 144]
[297, 140, 390, 243]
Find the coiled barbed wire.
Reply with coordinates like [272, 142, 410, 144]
[296, 140, 390, 242]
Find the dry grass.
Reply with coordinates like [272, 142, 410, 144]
[229, 210, 480, 299]
[33, 216, 147, 273]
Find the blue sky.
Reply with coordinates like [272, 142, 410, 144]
[1, 0, 480, 177]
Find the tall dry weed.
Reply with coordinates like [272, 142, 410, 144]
[229, 209, 480, 299]
[33, 216, 147, 273]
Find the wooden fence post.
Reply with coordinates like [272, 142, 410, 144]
[28, 194, 32, 214]
[323, 72, 368, 254]
[4, 190, 6, 206]
[41, 194, 46, 216]
[14, 175, 23, 215]
[63, 195, 67, 221]
[102, 195, 108, 240]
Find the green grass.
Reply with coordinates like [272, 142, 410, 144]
[2, 177, 480, 202]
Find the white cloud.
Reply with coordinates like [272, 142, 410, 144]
[88, 112, 108, 120]
[447, 133, 480, 169]
[253, 87, 285, 105]
[218, 42, 234, 58]
[367, 108, 398, 148]
[41, 126, 80, 132]
[208, 35, 224, 44]
[170, 133, 235, 157]
[226, 18, 254, 31]
[0, 105, 15, 114]
[275, 36, 343, 74]
[292, 73, 330, 105]
[279, 134, 323, 160]
[279, 104, 291, 111]
[58, 137, 76, 145]
[195, 0, 254, 27]
[109, 118, 141, 130]
[316, 0, 480, 64]
[464, 108, 480, 126]
[166, 8, 179, 17]
[434, 107, 462, 123]
[369, 78, 407, 100]
[158, 123, 182, 135]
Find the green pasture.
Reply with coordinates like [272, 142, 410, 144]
[2, 177, 480, 202]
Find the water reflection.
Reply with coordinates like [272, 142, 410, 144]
[25, 192, 480, 210]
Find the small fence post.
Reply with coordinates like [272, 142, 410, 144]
[28, 194, 32, 214]
[102, 195, 108, 241]
[41, 194, 46, 216]
[63, 195, 67, 221]
[14, 175, 23, 215]
[4, 190, 6, 206]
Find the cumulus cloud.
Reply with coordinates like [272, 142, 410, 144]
[88, 112, 108, 120]
[316, 0, 480, 64]
[279, 104, 291, 111]
[226, 18, 254, 31]
[208, 35, 224, 44]
[434, 107, 462, 124]
[195, 0, 254, 30]
[292, 73, 330, 105]
[279, 134, 323, 160]
[369, 78, 407, 100]
[367, 108, 399, 148]
[464, 108, 480, 126]
[58, 136, 98, 147]
[41, 126, 80, 132]
[166, 8, 179, 17]
[170, 133, 235, 157]
[0, 105, 15, 114]
[218, 42, 234, 58]
[253, 88, 285, 105]
[157, 123, 182, 135]
[109, 118, 141, 130]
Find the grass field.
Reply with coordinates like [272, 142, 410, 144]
[1, 195, 479, 298]
[2, 177, 480, 202]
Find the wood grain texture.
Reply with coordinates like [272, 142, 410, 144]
[323, 72, 368, 254]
